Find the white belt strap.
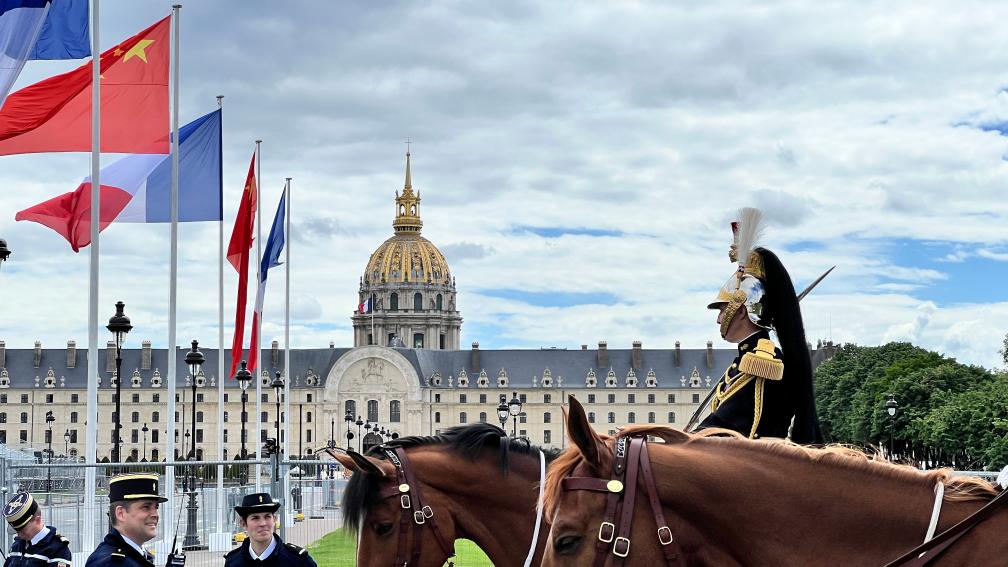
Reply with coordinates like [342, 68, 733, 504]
[523, 450, 546, 567]
[924, 481, 945, 543]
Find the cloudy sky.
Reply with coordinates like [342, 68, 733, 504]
[2, 0, 1008, 370]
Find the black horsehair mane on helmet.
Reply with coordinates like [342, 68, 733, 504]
[755, 246, 822, 444]
[342, 422, 560, 534]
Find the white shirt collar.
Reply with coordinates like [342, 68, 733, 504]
[29, 526, 49, 546]
[248, 535, 277, 561]
[119, 531, 149, 558]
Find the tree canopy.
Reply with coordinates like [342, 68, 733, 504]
[814, 342, 1006, 470]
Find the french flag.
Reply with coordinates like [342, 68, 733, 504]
[15, 109, 222, 251]
[359, 298, 371, 314]
[247, 188, 286, 372]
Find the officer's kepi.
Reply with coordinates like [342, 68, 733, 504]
[108, 473, 169, 503]
[4, 491, 38, 529]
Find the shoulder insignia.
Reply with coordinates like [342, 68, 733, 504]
[286, 542, 307, 555]
[739, 338, 783, 380]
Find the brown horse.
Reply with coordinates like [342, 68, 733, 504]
[542, 395, 1006, 566]
[334, 422, 558, 567]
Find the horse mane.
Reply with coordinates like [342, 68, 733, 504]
[343, 422, 560, 534]
[544, 425, 999, 518]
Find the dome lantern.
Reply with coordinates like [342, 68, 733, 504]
[393, 152, 423, 235]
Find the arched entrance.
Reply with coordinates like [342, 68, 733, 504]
[362, 432, 382, 454]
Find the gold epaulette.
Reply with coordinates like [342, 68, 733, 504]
[738, 338, 783, 380]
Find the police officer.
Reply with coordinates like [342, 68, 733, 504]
[85, 473, 167, 567]
[224, 493, 316, 567]
[697, 207, 823, 443]
[3, 491, 72, 566]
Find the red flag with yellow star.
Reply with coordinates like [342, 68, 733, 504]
[0, 16, 169, 155]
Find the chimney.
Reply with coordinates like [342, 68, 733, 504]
[470, 342, 480, 373]
[34, 340, 42, 368]
[106, 341, 116, 372]
[271, 340, 280, 367]
[631, 340, 642, 369]
[706, 340, 714, 369]
[0, 341, 6, 368]
[674, 341, 681, 367]
[67, 340, 77, 369]
[329, 341, 335, 349]
[581, 344, 587, 351]
[597, 341, 608, 368]
[141, 340, 152, 370]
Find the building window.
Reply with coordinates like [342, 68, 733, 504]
[440, 334, 445, 349]
[70, 412, 78, 423]
[479, 394, 486, 404]
[131, 430, 138, 443]
[519, 414, 527, 424]
[152, 430, 159, 443]
[20, 394, 28, 404]
[19, 412, 27, 424]
[628, 394, 635, 404]
[607, 412, 615, 424]
[390, 400, 401, 423]
[306, 411, 312, 423]
[46, 394, 53, 404]
[367, 400, 378, 422]
[648, 412, 656, 423]
[588, 394, 596, 404]
[196, 430, 203, 443]
[519, 394, 527, 403]
[223, 430, 228, 443]
[307, 430, 312, 443]
[434, 393, 441, 403]
[153, 394, 160, 403]
[414, 292, 423, 311]
[0, 394, 5, 403]
[668, 412, 676, 423]
[261, 394, 268, 403]
[197, 394, 204, 403]
[436, 294, 443, 310]
[197, 411, 204, 422]
[132, 394, 140, 403]
[175, 412, 179, 423]
[434, 412, 441, 423]
[544, 430, 551, 444]
[0, 413, 5, 423]
[389, 293, 399, 311]
[71, 394, 78, 404]
[628, 412, 636, 424]
[413, 333, 424, 349]
[307, 393, 313, 403]
[460, 394, 467, 404]
[152, 411, 159, 423]
[131, 412, 139, 423]
[588, 412, 595, 423]
[459, 412, 467, 424]
[0, 431, 5, 444]
[608, 394, 615, 404]
[345, 400, 356, 417]
[261, 412, 268, 423]
[479, 412, 486, 422]
[19, 430, 27, 443]
[668, 394, 675, 403]
[648, 394, 655, 404]
[544, 394, 551, 404]
[261, 430, 267, 441]
[692, 394, 700, 404]
[544, 412, 551, 424]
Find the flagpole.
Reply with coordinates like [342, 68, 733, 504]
[164, 4, 182, 552]
[214, 94, 227, 547]
[283, 177, 291, 529]
[254, 139, 262, 493]
[83, 0, 100, 554]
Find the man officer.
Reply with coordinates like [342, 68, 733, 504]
[3, 491, 72, 566]
[85, 473, 167, 567]
[224, 493, 316, 567]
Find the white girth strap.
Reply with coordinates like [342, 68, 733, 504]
[523, 450, 547, 567]
[924, 481, 945, 543]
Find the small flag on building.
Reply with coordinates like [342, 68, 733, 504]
[358, 298, 371, 314]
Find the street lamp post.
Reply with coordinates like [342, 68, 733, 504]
[270, 372, 285, 482]
[106, 301, 132, 463]
[885, 394, 899, 459]
[343, 411, 354, 451]
[497, 398, 509, 431]
[355, 416, 363, 452]
[0, 239, 10, 270]
[508, 392, 522, 438]
[235, 361, 252, 462]
[45, 411, 54, 502]
[183, 340, 204, 549]
[141, 423, 149, 462]
[63, 429, 69, 458]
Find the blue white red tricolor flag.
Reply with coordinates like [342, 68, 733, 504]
[358, 298, 371, 314]
[247, 188, 286, 372]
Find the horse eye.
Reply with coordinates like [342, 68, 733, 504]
[372, 522, 394, 536]
[554, 534, 583, 555]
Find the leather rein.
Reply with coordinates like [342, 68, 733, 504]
[560, 435, 683, 567]
[376, 446, 456, 567]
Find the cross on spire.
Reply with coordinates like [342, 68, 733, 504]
[404, 137, 412, 155]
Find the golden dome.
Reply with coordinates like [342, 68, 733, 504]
[363, 152, 453, 286]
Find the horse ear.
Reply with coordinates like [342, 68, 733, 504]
[348, 450, 394, 477]
[330, 449, 361, 472]
[566, 394, 603, 467]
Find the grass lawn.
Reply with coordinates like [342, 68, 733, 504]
[308, 529, 493, 566]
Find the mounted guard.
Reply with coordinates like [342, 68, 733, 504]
[695, 207, 823, 443]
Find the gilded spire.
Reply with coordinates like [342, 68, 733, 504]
[393, 150, 423, 234]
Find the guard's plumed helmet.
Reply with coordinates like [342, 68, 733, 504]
[708, 207, 769, 337]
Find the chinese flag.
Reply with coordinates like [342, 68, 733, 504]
[0, 16, 170, 156]
[228, 153, 257, 377]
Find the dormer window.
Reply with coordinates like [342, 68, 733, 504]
[625, 368, 637, 388]
[305, 369, 318, 387]
[44, 367, 56, 388]
[195, 369, 206, 388]
[457, 369, 468, 387]
[477, 370, 488, 388]
[497, 369, 508, 388]
[131, 369, 142, 388]
[645, 369, 657, 388]
[0, 369, 9, 388]
[605, 369, 617, 388]
[151, 369, 162, 388]
[689, 367, 701, 388]
[541, 368, 552, 388]
[430, 372, 442, 387]
[585, 369, 597, 388]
